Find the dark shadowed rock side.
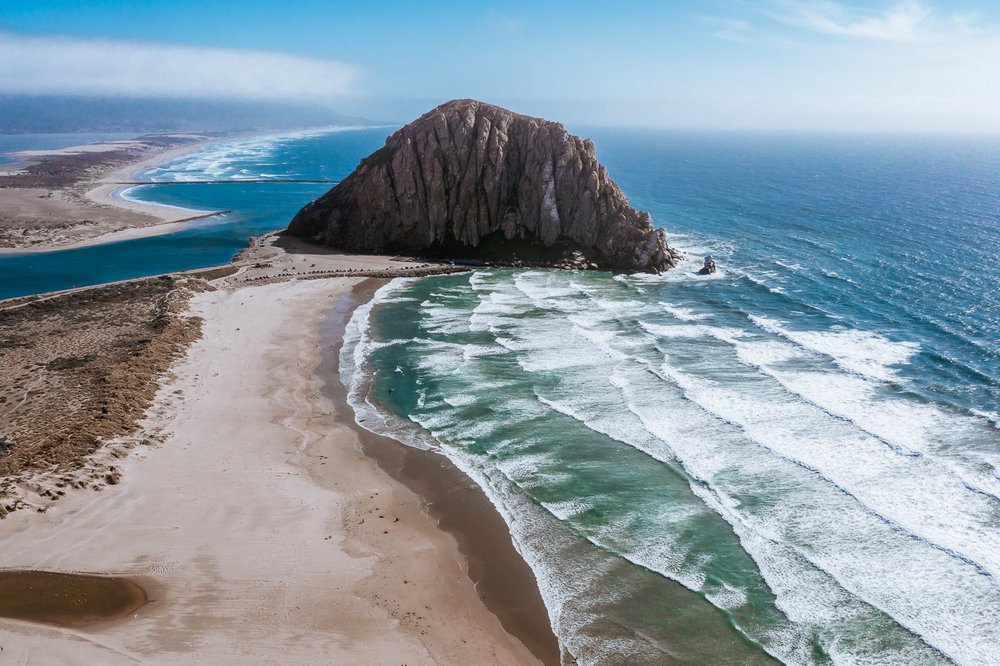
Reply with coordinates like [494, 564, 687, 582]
[287, 99, 679, 273]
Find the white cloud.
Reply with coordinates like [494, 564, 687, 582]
[0, 31, 360, 101]
[771, 1, 934, 41]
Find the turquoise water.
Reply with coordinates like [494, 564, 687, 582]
[4, 128, 999, 664]
[0, 128, 389, 299]
[345, 133, 1000, 665]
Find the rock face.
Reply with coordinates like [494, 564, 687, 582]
[288, 99, 678, 273]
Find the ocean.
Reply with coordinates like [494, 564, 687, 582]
[4, 128, 1000, 664]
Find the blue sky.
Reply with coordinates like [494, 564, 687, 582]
[2, 1, 1000, 132]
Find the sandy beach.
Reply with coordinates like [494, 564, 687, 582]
[0, 271, 556, 663]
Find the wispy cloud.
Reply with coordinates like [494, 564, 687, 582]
[0, 32, 360, 101]
[770, 1, 934, 41]
[708, 18, 756, 42]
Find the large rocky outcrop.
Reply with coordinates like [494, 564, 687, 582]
[288, 99, 678, 273]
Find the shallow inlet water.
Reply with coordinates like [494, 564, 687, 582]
[3, 128, 999, 664]
[0, 570, 147, 627]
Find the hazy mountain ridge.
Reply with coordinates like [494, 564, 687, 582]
[0, 95, 372, 133]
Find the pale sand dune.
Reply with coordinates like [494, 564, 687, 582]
[0, 278, 540, 664]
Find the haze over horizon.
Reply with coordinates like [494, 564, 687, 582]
[3, 0, 1000, 134]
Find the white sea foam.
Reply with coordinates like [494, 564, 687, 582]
[608, 363, 969, 664]
[648, 306, 1000, 499]
[654, 356, 1000, 577]
[509, 292, 996, 663]
[339, 278, 435, 449]
[971, 409, 1000, 430]
[513, 271, 582, 303]
[742, 270, 787, 294]
[115, 184, 207, 214]
[439, 445, 669, 664]
[658, 302, 710, 321]
[748, 315, 919, 381]
[419, 297, 471, 334]
[442, 394, 476, 407]
[540, 498, 596, 521]
[468, 290, 526, 332]
[705, 583, 749, 611]
[639, 311, 1000, 571]
[819, 267, 858, 285]
[543, 370, 897, 663]
[144, 125, 385, 182]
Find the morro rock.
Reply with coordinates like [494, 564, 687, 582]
[287, 99, 678, 273]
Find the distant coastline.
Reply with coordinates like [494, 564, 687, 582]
[0, 133, 228, 252]
[0, 125, 399, 256]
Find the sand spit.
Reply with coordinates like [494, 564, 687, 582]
[0, 269, 550, 664]
[0, 134, 227, 251]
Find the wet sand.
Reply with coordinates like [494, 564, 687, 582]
[321, 280, 562, 665]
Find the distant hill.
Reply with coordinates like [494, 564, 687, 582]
[0, 96, 373, 133]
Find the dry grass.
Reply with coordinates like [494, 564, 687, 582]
[0, 277, 205, 516]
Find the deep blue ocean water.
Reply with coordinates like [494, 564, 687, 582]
[3, 128, 999, 665]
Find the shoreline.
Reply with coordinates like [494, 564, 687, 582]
[77, 126, 386, 252]
[322, 279, 562, 665]
[0, 209, 230, 256]
[82, 134, 231, 222]
[0, 268, 558, 663]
